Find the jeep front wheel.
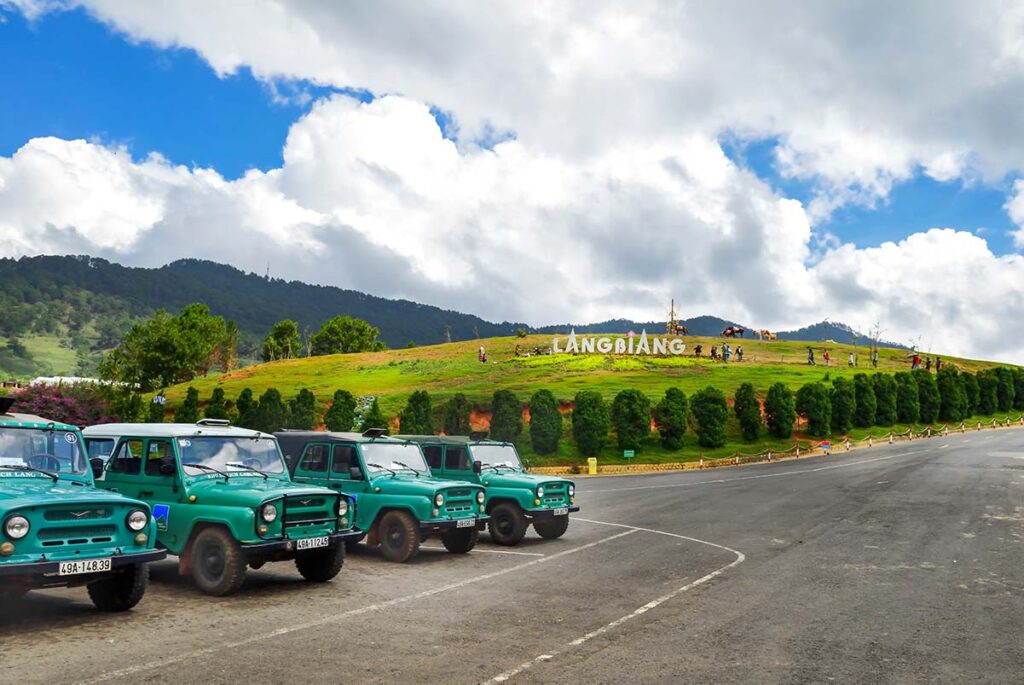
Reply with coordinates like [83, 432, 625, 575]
[440, 527, 478, 554]
[533, 515, 570, 539]
[488, 502, 527, 546]
[295, 543, 345, 582]
[191, 527, 248, 596]
[87, 564, 149, 611]
[377, 510, 420, 563]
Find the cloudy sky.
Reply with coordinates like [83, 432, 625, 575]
[2, 1, 1024, 362]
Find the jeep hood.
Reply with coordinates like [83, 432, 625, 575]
[0, 479, 147, 511]
[187, 476, 335, 507]
[369, 474, 479, 496]
[482, 472, 568, 489]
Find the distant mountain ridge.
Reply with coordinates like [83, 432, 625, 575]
[0, 255, 896, 379]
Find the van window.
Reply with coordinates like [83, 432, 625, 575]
[331, 445, 355, 474]
[423, 445, 442, 469]
[109, 439, 144, 475]
[145, 440, 174, 477]
[445, 447, 469, 470]
[299, 444, 329, 472]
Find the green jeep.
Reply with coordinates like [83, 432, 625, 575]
[83, 420, 358, 596]
[0, 398, 165, 611]
[276, 430, 489, 563]
[399, 435, 578, 546]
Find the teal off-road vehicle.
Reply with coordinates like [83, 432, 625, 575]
[276, 430, 488, 563]
[399, 435, 578, 546]
[0, 398, 165, 611]
[83, 420, 358, 596]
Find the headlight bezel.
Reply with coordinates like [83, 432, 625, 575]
[537, 485, 545, 497]
[260, 502, 278, 523]
[4, 515, 30, 540]
[476, 490, 485, 504]
[568, 484, 575, 497]
[434, 493, 445, 507]
[126, 509, 148, 532]
[337, 499, 349, 517]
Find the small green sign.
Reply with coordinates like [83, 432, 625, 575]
[623, 449, 635, 459]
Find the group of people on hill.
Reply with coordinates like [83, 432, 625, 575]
[910, 354, 942, 371]
[807, 348, 879, 368]
[694, 343, 744, 362]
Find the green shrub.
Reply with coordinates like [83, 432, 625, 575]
[937, 367, 967, 422]
[653, 388, 689, 450]
[147, 398, 165, 423]
[733, 383, 761, 441]
[764, 382, 796, 439]
[360, 398, 387, 431]
[914, 369, 941, 423]
[173, 386, 200, 423]
[871, 374, 897, 427]
[288, 388, 317, 430]
[1013, 368, 1024, 411]
[490, 390, 523, 442]
[830, 377, 856, 434]
[203, 387, 228, 420]
[443, 393, 472, 436]
[796, 382, 831, 437]
[852, 374, 876, 428]
[691, 386, 728, 448]
[960, 372, 980, 415]
[572, 390, 609, 457]
[610, 389, 651, 452]
[993, 367, 1016, 412]
[324, 390, 357, 432]
[529, 389, 562, 455]
[252, 388, 290, 433]
[235, 388, 257, 428]
[399, 390, 433, 434]
[894, 372, 920, 424]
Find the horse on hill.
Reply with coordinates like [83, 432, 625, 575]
[722, 326, 745, 338]
[756, 329, 777, 341]
[673, 325, 688, 336]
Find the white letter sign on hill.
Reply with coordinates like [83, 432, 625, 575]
[551, 329, 686, 356]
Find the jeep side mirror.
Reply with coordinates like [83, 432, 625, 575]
[159, 456, 176, 476]
[349, 466, 364, 480]
[90, 457, 104, 479]
[472, 460, 482, 474]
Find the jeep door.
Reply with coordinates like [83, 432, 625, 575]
[440, 445, 480, 483]
[102, 438, 145, 499]
[139, 438, 181, 537]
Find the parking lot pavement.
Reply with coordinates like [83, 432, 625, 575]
[3, 427, 1022, 684]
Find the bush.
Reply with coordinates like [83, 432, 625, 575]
[914, 369, 941, 423]
[147, 397, 166, 423]
[1013, 368, 1024, 411]
[976, 370, 998, 415]
[252, 388, 290, 433]
[399, 390, 433, 434]
[360, 399, 387, 431]
[7, 382, 117, 426]
[610, 389, 651, 452]
[653, 388, 689, 450]
[993, 367, 1016, 412]
[937, 367, 967, 422]
[490, 390, 523, 442]
[173, 387, 200, 423]
[960, 372, 980, 415]
[796, 382, 831, 437]
[235, 388, 257, 428]
[529, 389, 562, 455]
[764, 382, 796, 439]
[441, 393, 472, 436]
[852, 374, 876, 428]
[691, 386, 728, 448]
[204, 388, 228, 420]
[733, 383, 761, 441]
[324, 390, 357, 432]
[288, 389, 318, 430]
[572, 390, 609, 457]
[830, 378, 856, 434]
[871, 374, 897, 427]
[894, 372, 920, 424]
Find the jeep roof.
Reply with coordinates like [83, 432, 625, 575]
[83, 421, 275, 440]
[0, 411, 78, 431]
[397, 435, 512, 446]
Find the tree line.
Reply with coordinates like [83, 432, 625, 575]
[160, 364, 1024, 456]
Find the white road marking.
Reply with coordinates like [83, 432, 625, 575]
[76, 529, 636, 685]
[989, 451, 1024, 460]
[586, 451, 924, 494]
[420, 545, 545, 557]
[483, 518, 745, 684]
[939, 444, 950, 449]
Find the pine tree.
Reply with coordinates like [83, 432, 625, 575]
[691, 386, 728, 448]
[653, 388, 688, 450]
[796, 382, 831, 437]
[937, 367, 967, 422]
[235, 388, 258, 428]
[610, 389, 651, 451]
[443, 393, 472, 436]
[764, 383, 796, 439]
[360, 399, 387, 431]
[204, 387, 228, 420]
[733, 383, 761, 441]
[288, 388, 318, 430]
[572, 391, 609, 457]
[173, 386, 200, 423]
[894, 372, 920, 424]
[914, 369, 941, 423]
[253, 388, 291, 433]
[852, 374, 876, 428]
[324, 390, 357, 432]
[871, 374, 897, 427]
[528, 389, 562, 455]
[490, 390, 523, 442]
[830, 377, 856, 434]
[399, 391, 433, 434]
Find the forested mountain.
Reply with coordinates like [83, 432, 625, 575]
[0, 255, 887, 380]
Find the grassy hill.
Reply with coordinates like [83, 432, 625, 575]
[160, 334, 1016, 465]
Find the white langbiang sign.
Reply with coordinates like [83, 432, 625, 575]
[552, 329, 686, 356]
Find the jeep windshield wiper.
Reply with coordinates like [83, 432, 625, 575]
[394, 461, 420, 475]
[181, 463, 229, 480]
[367, 462, 397, 476]
[226, 462, 269, 479]
[0, 464, 59, 482]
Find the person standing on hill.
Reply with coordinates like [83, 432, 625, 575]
[723, 342, 731, 362]
[848, 352, 855, 367]
[823, 350, 831, 366]
[807, 347, 815, 366]
[872, 350, 879, 368]
[925, 356, 932, 371]
[736, 345, 744, 362]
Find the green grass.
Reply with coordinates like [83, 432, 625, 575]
[0, 334, 81, 380]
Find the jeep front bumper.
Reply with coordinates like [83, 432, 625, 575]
[419, 515, 490, 533]
[240, 530, 361, 555]
[525, 506, 579, 520]
[0, 549, 167, 577]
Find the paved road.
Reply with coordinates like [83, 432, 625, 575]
[3, 428, 1022, 684]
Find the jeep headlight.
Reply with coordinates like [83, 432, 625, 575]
[476, 491, 485, 504]
[4, 515, 29, 540]
[537, 486, 545, 497]
[260, 503, 278, 522]
[126, 510, 148, 532]
[568, 484, 575, 497]
[434, 493, 445, 507]
[337, 499, 349, 517]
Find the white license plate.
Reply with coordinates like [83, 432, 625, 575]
[58, 558, 112, 576]
[553, 507, 569, 516]
[296, 536, 329, 550]
[456, 518, 475, 528]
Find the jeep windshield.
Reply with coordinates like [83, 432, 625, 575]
[177, 437, 286, 476]
[362, 443, 429, 475]
[471, 444, 523, 471]
[0, 426, 88, 477]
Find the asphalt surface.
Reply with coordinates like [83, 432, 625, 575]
[2, 427, 1022, 684]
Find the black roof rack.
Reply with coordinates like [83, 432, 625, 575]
[362, 428, 389, 439]
[469, 430, 489, 441]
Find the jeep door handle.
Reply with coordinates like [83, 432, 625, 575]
[139, 490, 154, 496]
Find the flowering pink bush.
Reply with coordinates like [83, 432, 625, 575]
[4, 383, 118, 427]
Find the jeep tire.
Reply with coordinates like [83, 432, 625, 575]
[378, 510, 420, 563]
[488, 502, 527, 546]
[295, 542, 345, 582]
[533, 515, 570, 539]
[344, 532, 366, 552]
[87, 563, 149, 612]
[440, 527, 478, 554]
[191, 527, 248, 596]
